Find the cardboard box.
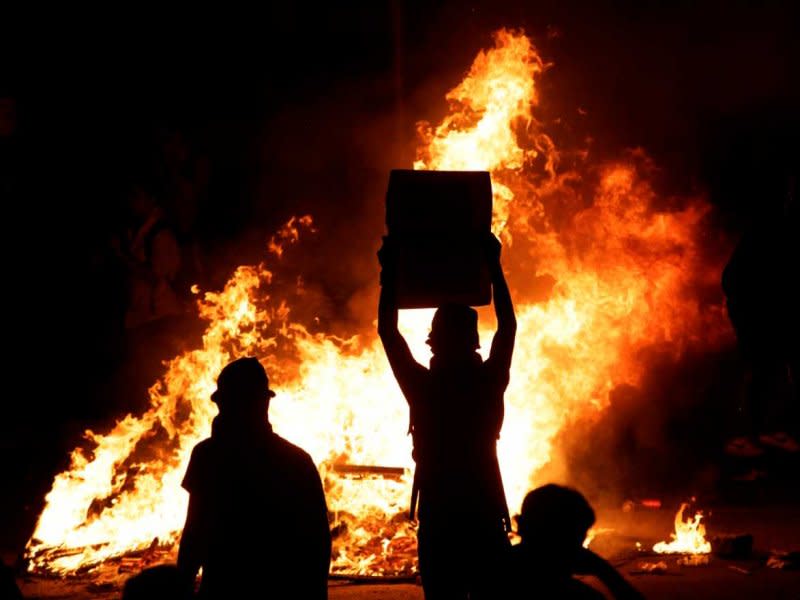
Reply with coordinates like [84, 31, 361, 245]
[386, 170, 493, 308]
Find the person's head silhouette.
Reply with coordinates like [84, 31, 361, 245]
[122, 564, 190, 600]
[211, 357, 276, 425]
[426, 303, 480, 359]
[516, 484, 595, 574]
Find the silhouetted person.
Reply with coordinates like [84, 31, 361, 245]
[178, 357, 331, 599]
[378, 233, 516, 599]
[722, 178, 799, 457]
[123, 564, 189, 600]
[156, 127, 210, 288]
[508, 485, 643, 600]
[122, 183, 185, 328]
[0, 560, 23, 600]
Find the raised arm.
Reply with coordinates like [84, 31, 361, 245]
[486, 233, 517, 373]
[377, 237, 425, 396]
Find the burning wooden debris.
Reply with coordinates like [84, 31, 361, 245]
[329, 464, 407, 480]
[653, 503, 712, 556]
[766, 551, 800, 570]
[631, 560, 669, 575]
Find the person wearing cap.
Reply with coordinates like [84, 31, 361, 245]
[177, 357, 331, 599]
[378, 232, 516, 600]
[507, 485, 643, 599]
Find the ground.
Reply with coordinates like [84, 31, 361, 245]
[13, 504, 800, 599]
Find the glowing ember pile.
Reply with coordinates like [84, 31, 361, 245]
[653, 503, 712, 555]
[26, 29, 730, 577]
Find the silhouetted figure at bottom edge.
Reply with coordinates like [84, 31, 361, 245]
[123, 564, 189, 600]
[507, 485, 644, 600]
[178, 357, 331, 599]
[1, 560, 23, 600]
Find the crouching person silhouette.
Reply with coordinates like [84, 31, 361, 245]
[508, 485, 644, 600]
[378, 233, 516, 599]
[178, 357, 331, 599]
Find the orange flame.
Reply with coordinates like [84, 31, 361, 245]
[653, 503, 712, 554]
[26, 28, 730, 577]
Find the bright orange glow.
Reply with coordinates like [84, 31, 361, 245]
[582, 527, 614, 549]
[26, 29, 729, 577]
[653, 503, 712, 555]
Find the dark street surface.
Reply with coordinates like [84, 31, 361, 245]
[13, 504, 800, 599]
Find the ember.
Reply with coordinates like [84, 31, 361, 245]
[25, 29, 729, 577]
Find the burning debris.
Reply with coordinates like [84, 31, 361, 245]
[653, 503, 712, 556]
[766, 551, 800, 570]
[329, 464, 407, 480]
[631, 561, 668, 575]
[677, 554, 710, 567]
[26, 29, 730, 578]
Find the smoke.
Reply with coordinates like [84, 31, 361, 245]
[549, 346, 743, 508]
[236, 29, 745, 509]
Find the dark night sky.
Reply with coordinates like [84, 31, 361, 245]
[3, 0, 798, 422]
[7, 3, 799, 202]
[1, 0, 798, 549]
[6, 2, 799, 225]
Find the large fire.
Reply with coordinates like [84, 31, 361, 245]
[26, 29, 730, 577]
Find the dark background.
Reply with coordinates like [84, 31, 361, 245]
[1, 0, 798, 554]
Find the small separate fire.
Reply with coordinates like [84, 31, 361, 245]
[26, 29, 731, 578]
[582, 527, 614, 549]
[653, 503, 712, 555]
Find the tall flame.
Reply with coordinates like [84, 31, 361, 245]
[26, 29, 730, 577]
[653, 504, 712, 555]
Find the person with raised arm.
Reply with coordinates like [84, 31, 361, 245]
[378, 232, 516, 600]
